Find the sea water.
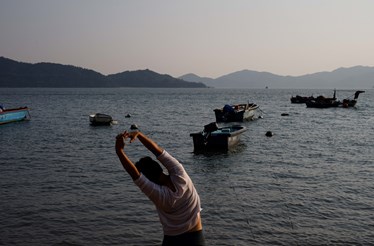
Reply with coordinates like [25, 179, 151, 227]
[1, 87, 373, 245]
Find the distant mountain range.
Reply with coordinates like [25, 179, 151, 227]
[0, 57, 206, 88]
[180, 66, 374, 89]
[1, 56, 373, 89]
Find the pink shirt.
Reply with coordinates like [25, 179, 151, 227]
[134, 150, 202, 236]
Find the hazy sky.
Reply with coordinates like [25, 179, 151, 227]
[1, 0, 373, 78]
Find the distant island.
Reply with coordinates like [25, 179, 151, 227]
[1, 56, 373, 89]
[0, 57, 207, 88]
[180, 66, 374, 89]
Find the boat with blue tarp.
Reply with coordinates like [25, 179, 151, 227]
[214, 102, 259, 122]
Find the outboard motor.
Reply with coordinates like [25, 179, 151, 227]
[202, 122, 219, 144]
[204, 122, 218, 133]
[190, 122, 219, 152]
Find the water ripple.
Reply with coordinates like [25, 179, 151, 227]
[1, 88, 373, 245]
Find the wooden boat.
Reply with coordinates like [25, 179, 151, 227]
[290, 95, 315, 103]
[0, 107, 31, 125]
[305, 96, 340, 108]
[306, 90, 365, 108]
[341, 91, 365, 108]
[190, 122, 247, 153]
[214, 103, 259, 122]
[89, 113, 113, 126]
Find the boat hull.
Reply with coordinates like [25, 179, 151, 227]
[305, 90, 364, 108]
[0, 107, 30, 125]
[305, 100, 340, 108]
[342, 99, 357, 108]
[190, 125, 247, 153]
[89, 113, 113, 126]
[290, 96, 314, 103]
[214, 103, 258, 122]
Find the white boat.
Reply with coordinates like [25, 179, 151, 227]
[89, 113, 113, 126]
[214, 103, 259, 122]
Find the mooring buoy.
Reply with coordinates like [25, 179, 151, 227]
[130, 124, 139, 130]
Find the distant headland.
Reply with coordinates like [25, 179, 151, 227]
[1, 56, 373, 89]
[179, 67, 374, 89]
[0, 57, 207, 88]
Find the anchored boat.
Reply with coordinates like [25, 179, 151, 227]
[306, 90, 365, 108]
[190, 122, 247, 153]
[290, 95, 315, 104]
[0, 107, 31, 125]
[89, 113, 113, 126]
[214, 103, 259, 123]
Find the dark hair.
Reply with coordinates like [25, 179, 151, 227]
[135, 156, 163, 184]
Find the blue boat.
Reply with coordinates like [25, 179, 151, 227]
[190, 122, 247, 153]
[0, 107, 31, 125]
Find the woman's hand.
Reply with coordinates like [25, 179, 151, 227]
[115, 132, 126, 152]
[127, 130, 140, 143]
[115, 130, 140, 151]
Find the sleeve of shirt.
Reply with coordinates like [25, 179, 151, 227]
[133, 174, 165, 204]
[157, 150, 185, 176]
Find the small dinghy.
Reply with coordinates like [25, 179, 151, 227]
[89, 113, 113, 126]
[0, 106, 31, 125]
[190, 122, 247, 153]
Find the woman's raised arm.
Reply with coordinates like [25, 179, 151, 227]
[128, 131, 164, 157]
